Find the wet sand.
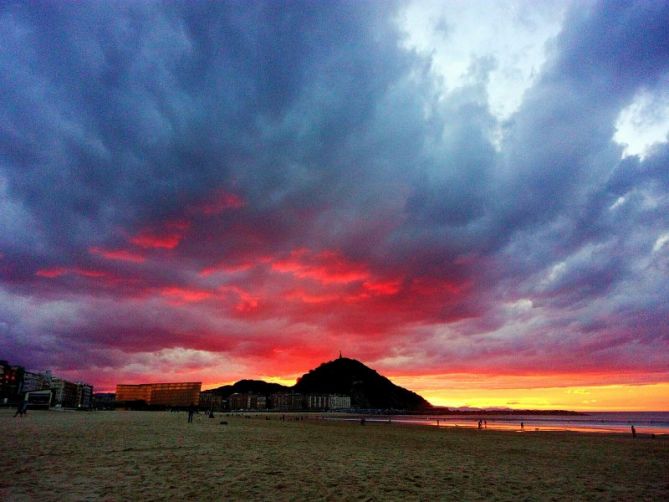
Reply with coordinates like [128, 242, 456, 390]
[2, 409, 668, 500]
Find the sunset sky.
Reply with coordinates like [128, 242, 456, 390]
[2, 1, 669, 411]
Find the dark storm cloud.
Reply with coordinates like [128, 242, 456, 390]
[496, 19, 667, 239]
[0, 1, 396, 249]
[1, 0, 668, 384]
[489, 0, 669, 274]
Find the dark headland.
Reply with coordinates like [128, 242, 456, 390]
[204, 357, 429, 411]
[204, 357, 581, 415]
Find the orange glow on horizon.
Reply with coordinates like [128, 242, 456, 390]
[96, 365, 669, 412]
[198, 367, 669, 411]
[390, 374, 669, 411]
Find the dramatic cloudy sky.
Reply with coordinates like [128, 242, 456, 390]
[2, 1, 669, 410]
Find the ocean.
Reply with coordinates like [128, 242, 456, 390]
[335, 411, 669, 435]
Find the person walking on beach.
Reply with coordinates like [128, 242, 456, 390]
[521, 421, 524, 431]
[188, 403, 196, 423]
[14, 396, 27, 418]
[631, 425, 636, 438]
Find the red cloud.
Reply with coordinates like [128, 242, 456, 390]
[219, 285, 260, 313]
[29, 228, 481, 389]
[264, 249, 405, 312]
[283, 289, 342, 304]
[131, 233, 182, 249]
[161, 286, 214, 303]
[36, 267, 69, 278]
[271, 248, 371, 284]
[36, 267, 108, 279]
[363, 278, 402, 295]
[130, 219, 191, 249]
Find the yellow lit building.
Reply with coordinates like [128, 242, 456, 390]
[116, 382, 201, 407]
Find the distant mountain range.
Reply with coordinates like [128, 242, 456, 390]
[205, 357, 432, 411]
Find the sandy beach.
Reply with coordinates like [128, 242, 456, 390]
[2, 409, 668, 501]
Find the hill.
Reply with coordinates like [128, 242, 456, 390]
[293, 357, 431, 411]
[204, 379, 290, 398]
[203, 358, 432, 411]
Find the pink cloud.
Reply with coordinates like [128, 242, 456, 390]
[36, 267, 108, 279]
[160, 286, 214, 303]
[131, 219, 191, 249]
[36, 267, 69, 278]
[89, 246, 146, 263]
[271, 248, 371, 284]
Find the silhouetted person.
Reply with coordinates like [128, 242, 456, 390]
[14, 397, 26, 418]
[360, 417, 366, 425]
[188, 403, 196, 423]
[521, 421, 524, 431]
[631, 425, 636, 438]
[478, 419, 482, 430]
[484, 420, 487, 429]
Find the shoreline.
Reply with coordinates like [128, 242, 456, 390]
[333, 418, 669, 437]
[219, 410, 669, 436]
[6, 407, 669, 436]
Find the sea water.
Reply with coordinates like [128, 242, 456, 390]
[339, 411, 669, 435]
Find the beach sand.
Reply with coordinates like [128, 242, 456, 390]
[1, 409, 667, 501]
